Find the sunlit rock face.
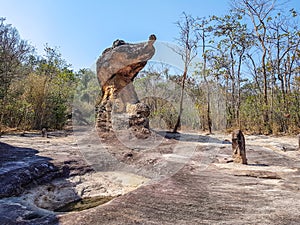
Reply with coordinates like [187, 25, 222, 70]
[96, 35, 156, 137]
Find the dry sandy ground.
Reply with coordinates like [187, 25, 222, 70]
[0, 130, 300, 224]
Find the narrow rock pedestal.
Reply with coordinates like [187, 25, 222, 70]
[298, 134, 300, 150]
[232, 130, 247, 164]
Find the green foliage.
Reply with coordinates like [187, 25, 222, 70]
[240, 94, 263, 133]
[0, 20, 77, 131]
[187, 0, 300, 134]
[134, 64, 201, 131]
[0, 18, 33, 99]
[134, 69, 178, 130]
[0, 17, 99, 132]
[73, 68, 100, 124]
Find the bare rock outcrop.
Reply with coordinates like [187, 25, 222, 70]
[96, 35, 156, 137]
[0, 142, 67, 198]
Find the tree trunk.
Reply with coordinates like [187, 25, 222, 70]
[236, 51, 244, 129]
[230, 45, 236, 126]
[201, 30, 212, 134]
[173, 70, 187, 133]
[262, 46, 270, 133]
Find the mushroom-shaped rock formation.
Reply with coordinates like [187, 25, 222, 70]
[96, 35, 156, 137]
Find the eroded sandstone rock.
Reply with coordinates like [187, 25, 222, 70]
[0, 142, 67, 198]
[96, 35, 156, 136]
[232, 130, 247, 164]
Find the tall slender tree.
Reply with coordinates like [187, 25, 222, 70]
[212, 12, 251, 128]
[172, 12, 199, 133]
[232, 0, 277, 133]
[195, 17, 213, 133]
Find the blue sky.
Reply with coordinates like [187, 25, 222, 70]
[0, 0, 299, 71]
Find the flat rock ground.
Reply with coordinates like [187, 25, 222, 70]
[0, 130, 300, 225]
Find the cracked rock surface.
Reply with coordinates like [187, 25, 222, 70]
[1, 131, 300, 224]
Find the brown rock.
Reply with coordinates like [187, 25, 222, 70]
[41, 127, 48, 138]
[232, 130, 247, 164]
[96, 35, 156, 135]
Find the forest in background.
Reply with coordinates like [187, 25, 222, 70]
[1, 0, 300, 135]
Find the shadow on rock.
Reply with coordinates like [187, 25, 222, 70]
[0, 142, 70, 198]
[0, 141, 73, 225]
[161, 131, 223, 144]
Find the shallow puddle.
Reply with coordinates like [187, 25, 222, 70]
[54, 196, 115, 212]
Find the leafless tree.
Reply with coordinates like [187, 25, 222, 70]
[172, 12, 199, 133]
[231, 0, 277, 133]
